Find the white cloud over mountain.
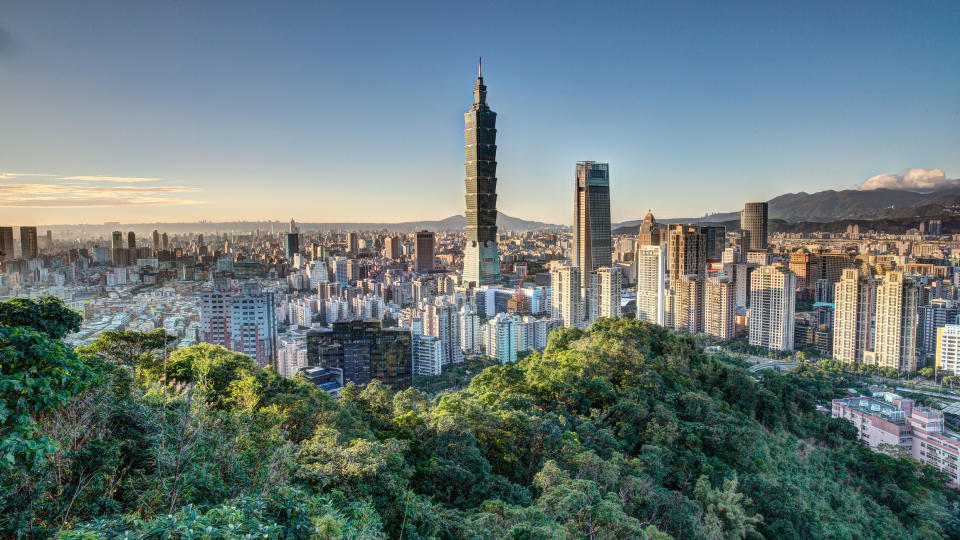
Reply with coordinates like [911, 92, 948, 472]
[858, 168, 959, 192]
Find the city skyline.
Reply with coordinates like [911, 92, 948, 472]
[2, 1, 959, 225]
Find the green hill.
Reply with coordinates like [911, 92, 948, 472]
[2, 297, 958, 538]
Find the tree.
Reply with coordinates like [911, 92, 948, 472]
[0, 296, 81, 339]
[78, 329, 175, 368]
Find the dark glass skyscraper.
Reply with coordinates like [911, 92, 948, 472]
[573, 161, 611, 277]
[742, 202, 768, 251]
[462, 58, 501, 286]
[20, 226, 38, 259]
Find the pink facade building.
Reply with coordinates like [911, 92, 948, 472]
[833, 393, 960, 487]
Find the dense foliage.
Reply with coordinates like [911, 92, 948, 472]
[2, 297, 959, 538]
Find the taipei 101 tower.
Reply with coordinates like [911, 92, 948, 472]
[462, 58, 502, 286]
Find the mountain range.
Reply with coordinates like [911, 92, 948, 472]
[614, 187, 960, 229]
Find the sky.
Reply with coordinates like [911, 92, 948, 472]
[1, 0, 959, 226]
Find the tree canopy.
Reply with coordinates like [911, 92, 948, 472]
[2, 297, 959, 538]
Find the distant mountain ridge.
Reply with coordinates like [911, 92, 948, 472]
[614, 187, 960, 228]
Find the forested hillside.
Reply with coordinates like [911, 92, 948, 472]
[2, 297, 959, 538]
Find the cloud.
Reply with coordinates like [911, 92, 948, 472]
[0, 197, 199, 208]
[858, 168, 959, 192]
[59, 175, 160, 182]
[0, 183, 200, 208]
[0, 172, 58, 179]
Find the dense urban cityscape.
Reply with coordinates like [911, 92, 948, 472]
[4, 2, 960, 538]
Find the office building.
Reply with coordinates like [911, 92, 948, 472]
[414, 230, 435, 271]
[874, 271, 919, 373]
[573, 161, 612, 279]
[20, 226, 38, 259]
[749, 265, 796, 351]
[701, 226, 726, 262]
[127, 231, 136, 250]
[636, 244, 666, 325]
[152, 229, 160, 252]
[741, 202, 768, 252]
[161, 232, 169, 251]
[833, 269, 876, 365]
[462, 58, 502, 286]
[636, 210, 661, 247]
[199, 281, 277, 367]
[704, 276, 736, 340]
[0, 227, 13, 261]
[307, 320, 413, 391]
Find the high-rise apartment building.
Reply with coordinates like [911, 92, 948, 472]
[587, 266, 622, 323]
[666, 224, 706, 279]
[0, 227, 13, 261]
[636, 244, 666, 325]
[385, 236, 400, 260]
[833, 269, 876, 365]
[152, 229, 160, 253]
[425, 300, 462, 365]
[749, 265, 796, 351]
[550, 263, 583, 328]
[414, 230, 435, 271]
[462, 58, 502, 286]
[667, 276, 704, 334]
[460, 306, 482, 355]
[874, 271, 919, 372]
[741, 202, 768, 252]
[347, 232, 359, 254]
[704, 276, 736, 340]
[199, 281, 277, 367]
[161, 232, 169, 251]
[484, 313, 517, 364]
[127, 231, 136, 250]
[20, 226, 38, 259]
[636, 211, 661, 247]
[936, 325, 960, 376]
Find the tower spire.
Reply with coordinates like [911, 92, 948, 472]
[478, 56, 482, 79]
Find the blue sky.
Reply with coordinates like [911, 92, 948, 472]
[1, 0, 958, 225]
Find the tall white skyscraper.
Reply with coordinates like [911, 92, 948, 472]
[874, 271, 919, 372]
[749, 265, 796, 351]
[550, 263, 583, 328]
[833, 269, 875, 365]
[636, 244, 666, 325]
